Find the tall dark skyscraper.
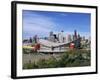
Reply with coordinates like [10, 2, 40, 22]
[74, 30, 77, 40]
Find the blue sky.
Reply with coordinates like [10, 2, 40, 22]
[22, 10, 91, 39]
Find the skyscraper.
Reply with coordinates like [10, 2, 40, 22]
[74, 30, 77, 38]
[66, 34, 72, 42]
[49, 31, 54, 42]
[58, 30, 64, 43]
[50, 31, 53, 36]
[74, 30, 77, 40]
[77, 34, 80, 39]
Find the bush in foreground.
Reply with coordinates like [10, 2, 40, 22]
[23, 49, 91, 69]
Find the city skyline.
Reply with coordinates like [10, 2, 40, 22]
[22, 10, 91, 39]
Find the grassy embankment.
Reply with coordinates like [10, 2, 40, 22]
[23, 49, 91, 69]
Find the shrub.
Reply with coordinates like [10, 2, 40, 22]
[23, 49, 91, 69]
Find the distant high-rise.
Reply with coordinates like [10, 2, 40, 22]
[77, 34, 80, 39]
[74, 30, 77, 40]
[72, 35, 75, 41]
[82, 36, 85, 41]
[66, 34, 71, 42]
[70, 35, 73, 41]
[50, 31, 53, 36]
[34, 35, 38, 43]
[49, 31, 54, 42]
[58, 30, 64, 43]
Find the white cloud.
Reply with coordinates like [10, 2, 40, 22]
[23, 12, 58, 38]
